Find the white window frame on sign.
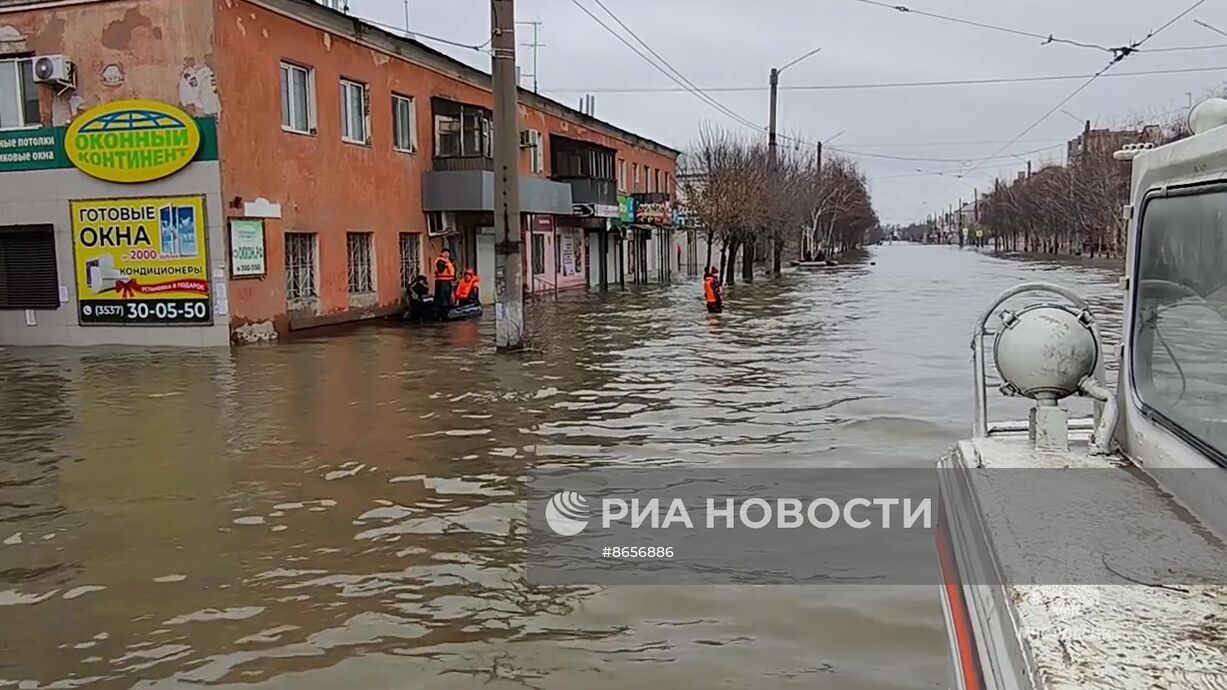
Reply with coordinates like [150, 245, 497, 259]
[392, 93, 417, 153]
[0, 57, 39, 131]
[340, 78, 370, 145]
[279, 61, 316, 135]
[529, 129, 544, 174]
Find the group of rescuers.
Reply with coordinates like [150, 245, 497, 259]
[412, 246, 725, 316]
[405, 247, 481, 315]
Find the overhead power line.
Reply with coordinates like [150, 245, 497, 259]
[566, 0, 764, 132]
[958, 0, 1208, 182]
[851, 0, 1217, 58]
[542, 65, 1227, 95]
[359, 15, 491, 51]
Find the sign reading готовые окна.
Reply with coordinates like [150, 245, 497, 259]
[65, 100, 202, 183]
[71, 197, 211, 326]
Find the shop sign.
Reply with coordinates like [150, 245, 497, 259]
[65, 100, 202, 183]
[0, 129, 65, 173]
[71, 196, 211, 326]
[533, 215, 555, 232]
[618, 195, 636, 223]
[593, 203, 620, 218]
[636, 200, 673, 225]
[229, 219, 266, 278]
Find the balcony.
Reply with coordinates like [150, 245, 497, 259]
[432, 156, 494, 173]
[555, 177, 617, 206]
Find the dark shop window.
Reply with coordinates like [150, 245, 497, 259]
[0, 224, 59, 309]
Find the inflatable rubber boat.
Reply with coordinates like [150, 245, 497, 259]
[400, 299, 483, 324]
[789, 260, 838, 268]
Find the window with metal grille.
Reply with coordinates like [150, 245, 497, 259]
[531, 233, 546, 275]
[285, 232, 317, 300]
[0, 58, 38, 130]
[0, 225, 58, 309]
[347, 232, 374, 293]
[399, 232, 421, 289]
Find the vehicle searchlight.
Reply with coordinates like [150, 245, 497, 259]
[1188, 97, 1227, 136]
[971, 283, 1117, 455]
[994, 304, 1097, 401]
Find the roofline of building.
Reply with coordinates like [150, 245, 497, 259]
[281, 0, 681, 159]
[0, 0, 682, 157]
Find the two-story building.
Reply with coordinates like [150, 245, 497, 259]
[0, 0, 678, 346]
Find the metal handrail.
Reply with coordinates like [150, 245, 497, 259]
[971, 282, 1109, 441]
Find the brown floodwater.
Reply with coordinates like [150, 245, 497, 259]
[0, 244, 1122, 689]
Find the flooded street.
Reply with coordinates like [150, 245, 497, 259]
[0, 244, 1122, 690]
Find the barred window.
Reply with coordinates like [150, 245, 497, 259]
[0, 225, 58, 309]
[399, 232, 421, 289]
[285, 232, 317, 300]
[531, 233, 546, 275]
[347, 232, 374, 294]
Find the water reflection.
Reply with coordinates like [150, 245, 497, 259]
[0, 245, 1121, 689]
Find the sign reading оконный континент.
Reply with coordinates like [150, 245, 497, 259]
[64, 100, 202, 183]
[72, 197, 211, 326]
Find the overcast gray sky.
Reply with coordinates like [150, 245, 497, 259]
[354, 0, 1227, 224]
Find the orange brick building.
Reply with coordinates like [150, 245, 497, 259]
[0, 0, 678, 346]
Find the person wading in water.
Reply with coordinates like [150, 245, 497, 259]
[703, 267, 723, 314]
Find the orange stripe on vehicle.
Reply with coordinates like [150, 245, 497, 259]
[937, 512, 987, 690]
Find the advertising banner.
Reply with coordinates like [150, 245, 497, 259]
[228, 219, 266, 278]
[71, 196, 211, 326]
[64, 100, 202, 184]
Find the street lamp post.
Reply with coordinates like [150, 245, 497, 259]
[767, 45, 822, 165]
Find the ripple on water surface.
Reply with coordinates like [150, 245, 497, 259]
[0, 245, 1121, 689]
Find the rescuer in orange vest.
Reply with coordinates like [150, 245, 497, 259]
[455, 267, 480, 306]
[703, 267, 723, 314]
[434, 247, 456, 308]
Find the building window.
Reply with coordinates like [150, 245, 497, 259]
[618, 159, 627, 192]
[0, 58, 38, 130]
[346, 232, 374, 293]
[392, 93, 417, 153]
[664, 171, 671, 197]
[531, 234, 546, 275]
[432, 98, 492, 158]
[340, 79, 369, 144]
[399, 232, 421, 289]
[279, 61, 315, 134]
[0, 225, 57, 309]
[633, 163, 640, 192]
[285, 232, 317, 300]
[529, 129, 544, 174]
[654, 169, 662, 195]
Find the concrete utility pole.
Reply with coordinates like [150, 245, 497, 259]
[768, 68, 779, 164]
[492, 0, 524, 351]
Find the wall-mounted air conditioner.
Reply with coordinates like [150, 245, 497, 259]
[33, 55, 76, 90]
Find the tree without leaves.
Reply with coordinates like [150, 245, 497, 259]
[679, 125, 878, 283]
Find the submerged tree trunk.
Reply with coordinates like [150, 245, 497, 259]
[704, 232, 715, 272]
[772, 234, 784, 275]
[724, 239, 738, 286]
[741, 239, 755, 283]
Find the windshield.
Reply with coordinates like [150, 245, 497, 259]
[1132, 188, 1227, 460]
